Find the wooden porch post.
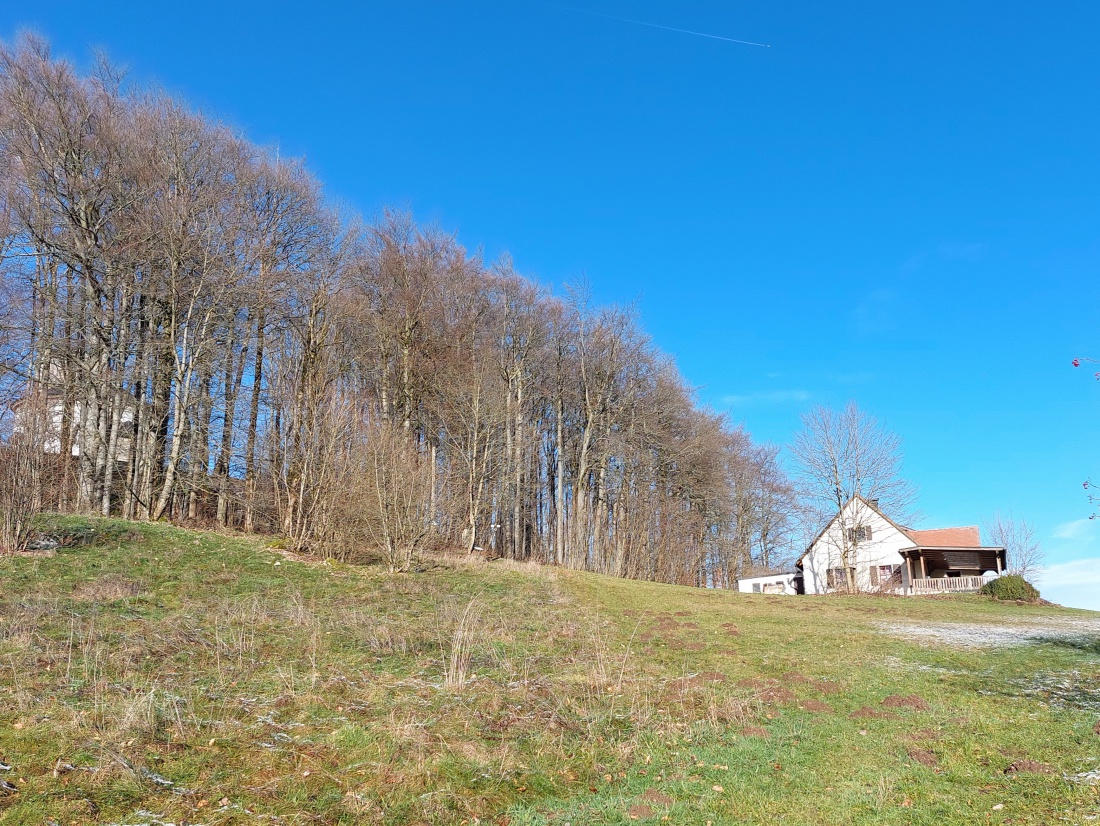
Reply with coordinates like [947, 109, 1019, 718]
[919, 554, 927, 579]
[996, 553, 1003, 575]
[905, 555, 913, 589]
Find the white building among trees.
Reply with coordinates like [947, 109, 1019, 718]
[798, 496, 1006, 595]
[736, 570, 799, 595]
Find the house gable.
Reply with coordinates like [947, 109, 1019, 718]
[799, 497, 914, 594]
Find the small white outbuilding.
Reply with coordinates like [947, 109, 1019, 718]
[736, 571, 799, 595]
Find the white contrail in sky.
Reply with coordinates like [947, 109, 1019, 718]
[530, 1, 771, 48]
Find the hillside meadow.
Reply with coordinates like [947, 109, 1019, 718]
[0, 518, 1097, 825]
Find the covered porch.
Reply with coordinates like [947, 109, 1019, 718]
[900, 545, 1007, 595]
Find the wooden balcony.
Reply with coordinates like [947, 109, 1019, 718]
[909, 576, 985, 595]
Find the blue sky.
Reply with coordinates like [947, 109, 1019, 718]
[5, 0, 1099, 609]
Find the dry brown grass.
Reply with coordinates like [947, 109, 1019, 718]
[71, 574, 146, 602]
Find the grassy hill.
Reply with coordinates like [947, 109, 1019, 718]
[0, 519, 1097, 825]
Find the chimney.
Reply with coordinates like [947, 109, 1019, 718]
[867, 498, 880, 510]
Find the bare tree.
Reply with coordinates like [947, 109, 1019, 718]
[333, 419, 434, 572]
[0, 386, 49, 552]
[790, 402, 917, 592]
[983, 513, 1044, 581]
[0, 34, 805, 590]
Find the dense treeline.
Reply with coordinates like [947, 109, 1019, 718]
[0, 35, 797, 583]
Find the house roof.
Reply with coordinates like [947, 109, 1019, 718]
[903, 526, 981, 547]
[797, 496, 990, 566]
[738, 569, 797, 582]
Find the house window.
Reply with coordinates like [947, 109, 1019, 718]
[870, 564, 900, 588]
[752, 583, 761, 593]
[846, 525, 872, 544]
[826, 567, 855, 591]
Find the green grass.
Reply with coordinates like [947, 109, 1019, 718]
[0, 517, 1097, 824]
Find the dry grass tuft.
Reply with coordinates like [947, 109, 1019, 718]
[444, 597, 484, 689]
[72, 574, 146, 602]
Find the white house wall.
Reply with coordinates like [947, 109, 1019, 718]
[802, 500, 913, 594]
[737, 575, 797, 595]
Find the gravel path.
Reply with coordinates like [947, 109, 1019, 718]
[877, 615, 1100, 648]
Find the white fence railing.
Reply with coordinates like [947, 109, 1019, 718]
[909, 576, 985, 595]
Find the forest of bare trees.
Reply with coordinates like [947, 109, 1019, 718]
[0, 35, 798, 584]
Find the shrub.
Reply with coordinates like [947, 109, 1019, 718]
[980, 574, 1040, 602]
[0, 433, 46, 553]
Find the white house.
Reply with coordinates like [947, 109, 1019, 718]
[737, 571, 799, 595]
[798, 496, 1006, 595]
[13, 395, 133, 460]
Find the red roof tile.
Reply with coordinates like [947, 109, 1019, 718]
[904, 526, 981, 547]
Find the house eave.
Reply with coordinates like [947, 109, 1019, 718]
[898, 545, 1005, 553]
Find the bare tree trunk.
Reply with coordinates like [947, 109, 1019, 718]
[243, 309, 265, 532]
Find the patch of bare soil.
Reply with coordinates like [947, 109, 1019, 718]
[740, 726, 769, 738]
[782, 672, 809, 683]
[812, 680, 843, 695]
[758, 686, 797, 704]
[719, 622, 740, 636]
[697, 671, 726, 683]
[641, 789, 674, 807]
[850, 707, 899, 720]
[882, 694, 930, 711]
[673, 611, 692, 617]
[1094, 720, 1100, 735]
[1005, 760, 1053, 775]
[683, 642, 705, 652]
[800, 700, 833, 713]
[906, 747, 938, 768]
[627, 804, 654, 820]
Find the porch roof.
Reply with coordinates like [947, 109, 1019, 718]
[899, 545, 1006, 572]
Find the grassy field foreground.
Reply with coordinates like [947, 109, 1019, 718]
[0, 518, 1098, 825]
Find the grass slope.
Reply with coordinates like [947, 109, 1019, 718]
[0, 517, 1097, 825]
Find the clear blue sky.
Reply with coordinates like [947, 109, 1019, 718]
[5, 0, 1099, 609]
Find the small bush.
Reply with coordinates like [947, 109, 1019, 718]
[980, 574, 1040, 602]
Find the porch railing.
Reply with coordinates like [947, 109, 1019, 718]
[909, 576, 986, 595]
